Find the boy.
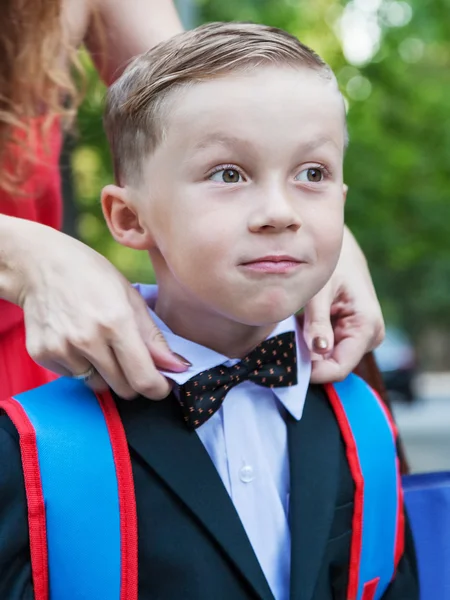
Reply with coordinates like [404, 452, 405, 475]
[0, 22, 417, 600]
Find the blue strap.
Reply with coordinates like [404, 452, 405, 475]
[14, 378, 121, 600]
[334, 375, 399, 600]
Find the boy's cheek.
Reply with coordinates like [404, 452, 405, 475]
[178, 227, 236, 260]
[310, 212, 344, 253]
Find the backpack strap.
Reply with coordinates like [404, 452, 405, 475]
[0, 378, 137, 600]
[325, 374, 404, 600]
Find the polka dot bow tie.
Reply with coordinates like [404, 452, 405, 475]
[178, 331, 298, 430]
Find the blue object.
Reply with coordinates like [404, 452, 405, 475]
[14, 377, 121, 600]
[403, 471, 450, 600]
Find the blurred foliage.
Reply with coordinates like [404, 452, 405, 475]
[71, 0, 450, 337]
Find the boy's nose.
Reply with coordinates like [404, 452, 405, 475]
[248, 187, 302, 233]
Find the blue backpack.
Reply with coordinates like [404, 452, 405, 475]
[0, 373, 403, 600]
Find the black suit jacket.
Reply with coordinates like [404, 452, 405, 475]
[0, 385, 418, 600]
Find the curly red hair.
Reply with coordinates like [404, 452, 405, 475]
[0, 0, 83, 193]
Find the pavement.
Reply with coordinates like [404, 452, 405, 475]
[392, 372, 450, 473]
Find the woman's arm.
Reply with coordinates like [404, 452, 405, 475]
[0, 214, 25, 306]
[0, 214, 188, 398]
[85, 0, 183, 84]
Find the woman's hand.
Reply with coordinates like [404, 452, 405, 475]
[10, 219, 189, 399]
[302, 226, 385, 383]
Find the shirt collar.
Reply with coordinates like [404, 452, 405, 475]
[134, 283, 311, 421]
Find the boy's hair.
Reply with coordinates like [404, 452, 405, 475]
[104, 22, 333, 186]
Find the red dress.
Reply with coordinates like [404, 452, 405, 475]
[0, 118, 62, 399]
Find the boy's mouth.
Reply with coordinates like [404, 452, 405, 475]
[240, 255, 304, 274]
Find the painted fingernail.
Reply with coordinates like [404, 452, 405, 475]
[173, 352, 192, 367]
[313, 336, 329, 351]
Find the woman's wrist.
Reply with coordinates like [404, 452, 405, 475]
[341, 225, 368, 269]
[0, 214, 42, 306]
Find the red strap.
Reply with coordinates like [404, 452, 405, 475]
[324, 383, 364, 600]
[371, 390, 405, 573]
[362, 577, 380, 600]
[97, 391, 138, 600]
[0, 397, 48, 600]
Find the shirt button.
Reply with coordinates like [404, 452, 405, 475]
[239, 464, 255, 483]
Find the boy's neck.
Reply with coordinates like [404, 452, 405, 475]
[154, 293, 280, 359]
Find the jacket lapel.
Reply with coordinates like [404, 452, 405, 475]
[288, 385, 341, 600]
[118, 393, 274, 600]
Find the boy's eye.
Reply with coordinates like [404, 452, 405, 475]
[295, 168, 324, 183]
[210, 169, 243, 183]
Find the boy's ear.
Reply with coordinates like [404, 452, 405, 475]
[101, 184, 153, 250]
[343, 183, 348, 203]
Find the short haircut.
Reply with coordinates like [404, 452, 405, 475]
[104, 22, 333, 186]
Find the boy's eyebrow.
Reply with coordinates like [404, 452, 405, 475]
[192, 133, 256, 153]
[191, 133, 341, 154]
[300, 136, 342, 152]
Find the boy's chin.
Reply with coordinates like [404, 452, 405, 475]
[232, 297, 302, 327]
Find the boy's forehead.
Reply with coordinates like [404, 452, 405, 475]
[163, 67, 346, 152]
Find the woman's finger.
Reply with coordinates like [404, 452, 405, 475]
[77, 344, 137, 398]
[310, 331, 369, 383]
[27, 329, 138, 398]
[302, 281, 335, 358]
[128, 286, 191, 372]
[108, 324, 173, 400]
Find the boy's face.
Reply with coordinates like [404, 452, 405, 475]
[110, 66, 346, 326]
